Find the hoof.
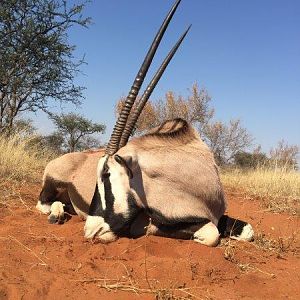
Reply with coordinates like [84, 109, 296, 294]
[48, 214, 58, 224]
[48, 214, 66, 225]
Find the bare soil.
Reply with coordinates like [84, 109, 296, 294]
[0, 183, 299, 300]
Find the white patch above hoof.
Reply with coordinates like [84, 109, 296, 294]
[36, 201, 51, 214]
[48, 201, 65, 224]
[194, 222, 220, 247]
[50, 201, 64, 215]
[231, 223, 254, 241]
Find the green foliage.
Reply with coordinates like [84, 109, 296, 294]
[234, 151, 268, 169]
[51, 113, 105, 152]
[30, 132, 64, 155]
[0, 0, 90, 133]
[233, 142, 299, 170]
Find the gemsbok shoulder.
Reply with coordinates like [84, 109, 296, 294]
[83, 0, 254, 246]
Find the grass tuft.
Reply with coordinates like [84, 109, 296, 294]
[221, 168, 300, 214]
[0, 134, 53, 182]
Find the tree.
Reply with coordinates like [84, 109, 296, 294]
[0, 0, 90, 134]
[203, 119, 253, 165]
[269, 140, 299, 170]
[51, 113, 105, 152]
[116, 83, 253, 165]
[116, 83, 214, 136]
[41, 132, 65, 154]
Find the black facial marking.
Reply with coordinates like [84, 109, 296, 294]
[101, 176, 139, 234]
[114, 155, 133, 179]
[101, 159, 110, 181]
[88, 184, 104, 216]
[88, 156, 138, 235]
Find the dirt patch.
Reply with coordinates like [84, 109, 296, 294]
[0, 184, 299, 299]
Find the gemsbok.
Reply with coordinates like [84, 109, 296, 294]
[83, 0, 254, 246]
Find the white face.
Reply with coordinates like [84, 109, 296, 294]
[83, 154, 133, 243]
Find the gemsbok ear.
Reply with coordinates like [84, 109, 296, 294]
[114, 155, 133, 179]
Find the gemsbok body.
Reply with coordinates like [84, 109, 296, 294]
[83, 0, 254, 246]
[37, 149, 105, 223]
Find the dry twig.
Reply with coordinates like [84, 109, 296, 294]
[8, 235, 47, 266]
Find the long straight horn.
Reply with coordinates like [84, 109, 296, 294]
[119, 26, 191, 148]
[105, 0, 182, 156]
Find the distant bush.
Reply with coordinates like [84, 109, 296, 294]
[233, 141, 298, 171]
[234, 151, 269, 169]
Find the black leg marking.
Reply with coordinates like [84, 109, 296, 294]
[218, 215, 249, 238]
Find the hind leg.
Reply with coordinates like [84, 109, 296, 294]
[130, 214, 220, 247]
[150, 221, 220, 247]
[193, 222, 220, 247]
[37, 180, 75, 223]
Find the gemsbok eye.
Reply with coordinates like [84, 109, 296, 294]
[114, 155, 133, 179]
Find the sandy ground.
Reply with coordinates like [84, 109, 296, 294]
[0, 183, 299, 300]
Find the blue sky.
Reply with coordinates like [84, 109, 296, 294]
[34, 0, 300, 154]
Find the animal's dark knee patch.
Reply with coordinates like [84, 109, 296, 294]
[39, 187, 57, 204]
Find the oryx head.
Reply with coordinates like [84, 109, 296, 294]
[84, 0, 190, 242]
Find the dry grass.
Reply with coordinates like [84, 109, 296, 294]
[221, 168, 300, 214]
[0, 134, 53, 182]
[253, 232, 299, 257]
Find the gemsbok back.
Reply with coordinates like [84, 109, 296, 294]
[84, 0, 254, 246]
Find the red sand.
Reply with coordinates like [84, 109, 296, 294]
[0, 184, 299, 299]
